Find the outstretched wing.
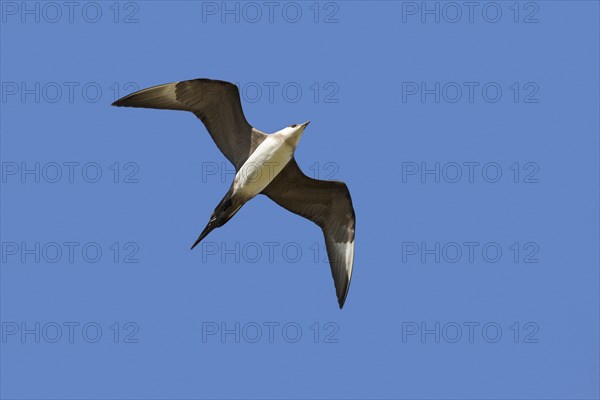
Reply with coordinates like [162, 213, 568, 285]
[262, 159, 356, 308]
[112, 78, 266, 170]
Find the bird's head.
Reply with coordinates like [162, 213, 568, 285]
[282, 121, 310, 147]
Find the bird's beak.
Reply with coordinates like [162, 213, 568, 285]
[302, 121, 310, 128]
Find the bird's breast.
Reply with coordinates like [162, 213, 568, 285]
[233, 136, 294, 198]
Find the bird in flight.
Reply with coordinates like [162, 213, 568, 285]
[112, 78, 355, 308]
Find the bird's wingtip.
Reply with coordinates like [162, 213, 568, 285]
[111, 90, 137, 107]
[338, 285, 350, 309]
[111, 98, 126, 107]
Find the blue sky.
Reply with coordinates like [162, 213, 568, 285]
[1, 1, 599, 398]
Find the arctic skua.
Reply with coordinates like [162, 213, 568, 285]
[112, 78, 355, 308]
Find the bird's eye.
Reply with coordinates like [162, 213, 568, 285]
[290, 124, 298, 128]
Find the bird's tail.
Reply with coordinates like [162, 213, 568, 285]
[191, 218, 218, 250]
[112, 82, 186, 110]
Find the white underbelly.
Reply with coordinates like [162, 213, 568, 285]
[233, 136, 293, 198]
